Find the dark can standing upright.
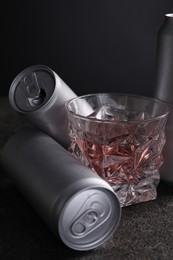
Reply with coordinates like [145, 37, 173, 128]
[154, 13, 173, 184]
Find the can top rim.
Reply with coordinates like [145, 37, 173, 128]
[58, 187, 121, 251]
[8, 65, 55, 112]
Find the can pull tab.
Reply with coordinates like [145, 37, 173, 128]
[71, 209, 100, 237]
[70, 197, 110, 238]
[22, 72, 46, 106]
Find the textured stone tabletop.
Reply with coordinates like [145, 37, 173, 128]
[0, 97, 173, 260]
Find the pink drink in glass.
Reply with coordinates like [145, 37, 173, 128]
[66, 94, 169, 207]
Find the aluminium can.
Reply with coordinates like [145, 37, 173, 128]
[9, 65, 77, 148]
[154, 13, 173, 184]
[1, 129, 121, 251]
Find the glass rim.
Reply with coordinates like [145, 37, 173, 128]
[65, 93, 169, 124]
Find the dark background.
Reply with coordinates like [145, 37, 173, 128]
[2, 0, 173, 97]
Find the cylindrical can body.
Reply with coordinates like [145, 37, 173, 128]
[9, 65, 77, 148]
[154, 14, 173, 184]
[1, 129, 121, 251]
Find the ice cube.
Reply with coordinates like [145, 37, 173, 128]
[126, 111, 145, 121]
[88, 106, 127, 121]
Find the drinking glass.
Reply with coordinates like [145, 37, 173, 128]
[65, 93, 169, 207]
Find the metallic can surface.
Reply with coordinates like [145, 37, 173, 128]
[154, 14, 173, 184]
[1, 129, 121, 251]
[9, 65, 77, 148]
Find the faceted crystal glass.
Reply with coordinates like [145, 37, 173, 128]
[65, 93, 169, 207]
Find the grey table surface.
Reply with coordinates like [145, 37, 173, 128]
[0, 97, 173, 260]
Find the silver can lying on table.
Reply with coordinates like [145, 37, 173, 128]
[1, 129, 121, 251]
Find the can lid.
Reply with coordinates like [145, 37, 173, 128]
[9, 65, 55, 112]
[58, 188, 121, 251]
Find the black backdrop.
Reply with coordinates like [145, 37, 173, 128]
[2, 0, 173, 97]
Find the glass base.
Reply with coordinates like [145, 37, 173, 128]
[110, 175, 159, 207]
